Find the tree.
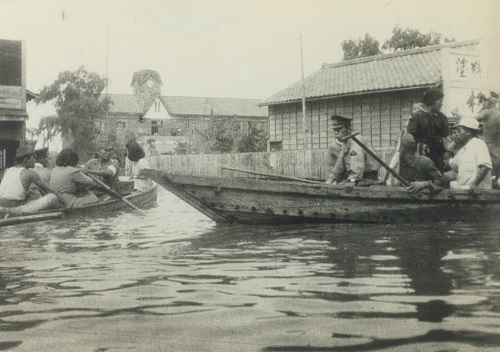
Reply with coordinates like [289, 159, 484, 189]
[37, 66, 111, 157]
[237, 123, 267, 153]
[205, 117, 239, 153]
[341, 34, 381, 60]
[382, 26, 454, 52]
[174, 140, 196, 155]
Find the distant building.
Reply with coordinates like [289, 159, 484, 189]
[260, 39, 494, 151]
[0, 39, 30, 177]
[98, 70, 268, 154]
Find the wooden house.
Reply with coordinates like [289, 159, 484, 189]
[0, 39, 28, 177]
[260, 39, 492, 151]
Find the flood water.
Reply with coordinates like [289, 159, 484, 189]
[1, 188, 500, 351]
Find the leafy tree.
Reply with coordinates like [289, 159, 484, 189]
[205, 117, 239, 153]
[382, 26, 454, 52]
[174, 140, 196, 155]
[237, 123, 267, 153]
[341, 34, 381, 60]
[37, 66, 111, 157]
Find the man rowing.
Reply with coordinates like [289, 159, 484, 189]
[325, 114, 379, 186]
[0, 145, 67, 213]
[82, 139, 120, 188]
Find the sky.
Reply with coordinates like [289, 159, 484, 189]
[1, 0, 500, 130]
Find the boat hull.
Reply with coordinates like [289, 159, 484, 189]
[144, 170, 500, 225]
[0, 185, 158, 223]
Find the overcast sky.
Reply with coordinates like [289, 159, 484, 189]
[1, 0, 499, 109]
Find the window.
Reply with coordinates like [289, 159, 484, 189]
[270, 141, 282, 151]
[154, 101, 161, 112]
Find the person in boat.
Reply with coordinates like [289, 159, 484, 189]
[396, 134, 448, 193]
[49, 148, 99, 208]
[407, 87, 450, 172]
[27, 147, 52, 199]
[325, 114, 379, 185]
[0, 145, 67, 212]
[125, 140, 152, 192]
[82, 139, 120, 188]
[444, 117, 493, 192]
[453, 94, 500, 188]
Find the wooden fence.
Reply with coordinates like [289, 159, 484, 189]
[147, 147, 395, 181]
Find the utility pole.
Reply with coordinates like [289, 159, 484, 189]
[300, 33, 307, 150]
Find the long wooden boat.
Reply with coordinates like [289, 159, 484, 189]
[0, 184, 158, 227]
[143, 169, 500, 225]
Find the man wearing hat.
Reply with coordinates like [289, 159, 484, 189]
[0, 145, 66, 212]
[445, 117, 492, 192]
[407, 87, 449, 172]
[325, 114, 379, 185]
[82, 139, 120, 187]
[397, 134, 448, 193]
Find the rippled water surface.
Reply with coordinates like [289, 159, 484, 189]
[1, 188, 500, 351]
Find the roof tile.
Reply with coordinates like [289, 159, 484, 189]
[260, 40, 478, 105]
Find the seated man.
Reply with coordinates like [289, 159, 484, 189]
[325, 114, 379, 185]
[0, 145, 66, 213]
[82, 139, 120, 188]
[28, 147, 52, 199]
[444, 117, 493, 192]
[396, 134, 448, 193]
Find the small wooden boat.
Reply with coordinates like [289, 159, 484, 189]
[0, 184, 158, 227]
[143, 169, 500, 225]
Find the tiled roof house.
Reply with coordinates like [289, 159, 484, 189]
[96, 70, 268, 154]
[260, 39, 489, 151]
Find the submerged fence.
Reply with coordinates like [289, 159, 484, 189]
[147, 147, 395, 181]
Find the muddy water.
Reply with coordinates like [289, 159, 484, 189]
[1, 188, 499, 351]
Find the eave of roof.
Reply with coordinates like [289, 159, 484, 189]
[260, 39, 479, 106]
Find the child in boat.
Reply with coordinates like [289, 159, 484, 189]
[49, 149, 99, 208]
[0, 145, 66, 213]
[125, 140, 152, 192]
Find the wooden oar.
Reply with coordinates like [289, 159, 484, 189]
[340, 132, 410, 187]
[0, 212, 64, 227]
[87, 174, 141, 211]
[221, 166, 323, 184]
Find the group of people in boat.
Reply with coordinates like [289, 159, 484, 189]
[0, 138, 152, 214]
[325, 87, 500, 193]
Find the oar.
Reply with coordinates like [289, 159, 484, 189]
[340, 132, 410, 187]
[221, 166, 323, 184]
[0, 212, 64, 227]
[87, 174, 141, 211]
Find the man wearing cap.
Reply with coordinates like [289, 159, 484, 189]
[82, 139, 120, 187]
[325, 114, 379, 185]
[407, 87, 449, 172]
[445, 117, 493, 192]
[0, 145, 66, 212]
[397, 134, 448, 193]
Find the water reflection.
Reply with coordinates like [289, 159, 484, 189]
[0, 189, 499, 351]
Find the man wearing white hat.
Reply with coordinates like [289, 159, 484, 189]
[445, 117, 493, 192]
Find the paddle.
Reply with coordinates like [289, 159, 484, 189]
[221, 166, 323, 184]
[87, 174, 141, 211]
[340, 132, 410, 187]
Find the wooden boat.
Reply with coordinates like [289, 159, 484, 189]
[0, 184, 158, 227]
[143, 169, 500, 225]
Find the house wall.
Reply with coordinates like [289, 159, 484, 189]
[0, 39, 26, 175]
[269, 89, 425, 150]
